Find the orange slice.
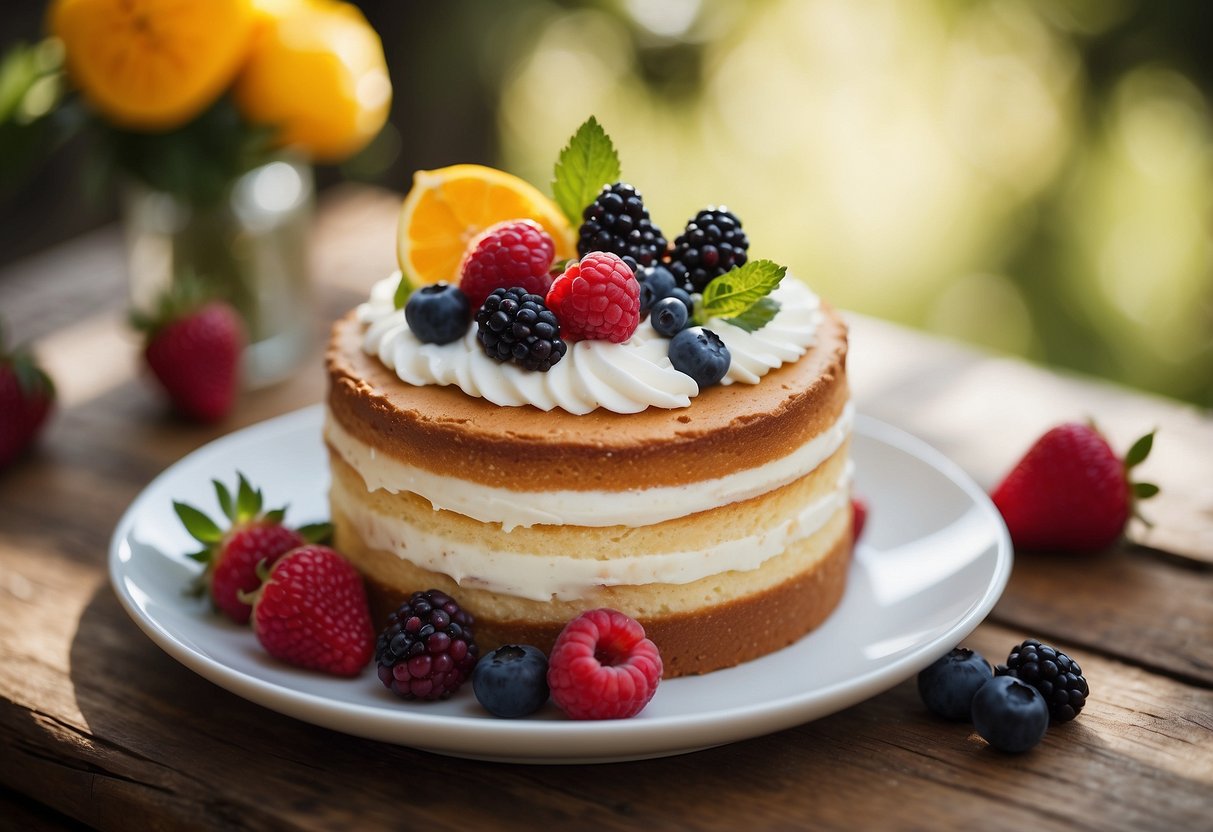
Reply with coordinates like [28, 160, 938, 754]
[397, 164, 575, 286]
[50, 0, 255, 131]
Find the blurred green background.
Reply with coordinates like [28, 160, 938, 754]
[2, 0, 1210, 406]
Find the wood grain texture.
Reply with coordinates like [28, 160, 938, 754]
[1, 186, 1210, 831]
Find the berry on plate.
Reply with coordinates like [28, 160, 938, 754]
[547, 608, 662, 720]
[0, 324, 54, 469]
[375, 589, 479, 700]
[1002, 639, 1088, 723]
[174, 473, 330, 624]
[668, 207, 750, 293]
[668, 327, 731, 389]
[917, 647, 993, 721]
[970, 675, 1050, 753]
[133, 292, 245, 423]
[546, 251, 641, 343]
[460, 219, 557, 310]
[851, 496, 868, 545]
[475, 287, 567, 372]
[577, 182, 666, 268]
[473, 644, 550, 718]
[405, 282, 470, 345]
[991, 422, 1158, 553]
[247, 545, 375, 676]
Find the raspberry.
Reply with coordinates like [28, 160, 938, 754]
[545, 252, 641, 343]
[1002, 639, 1089, 723]
[577, 182, 666, 267]
[668, 208, 749, 293]
[475, 288, 567, 371]
[459, 219, 557, 310]
[547, 609, 662, 720]
[375, 589, 479, 700]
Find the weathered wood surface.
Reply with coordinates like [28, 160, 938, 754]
[1, 186, 1210, 831]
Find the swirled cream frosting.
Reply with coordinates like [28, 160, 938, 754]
[357, 273, 823, 415]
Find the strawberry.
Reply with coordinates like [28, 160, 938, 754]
[851, 496, 868, 546]
[133, 287, 244, 423]
[991, 423, 1159, 553]
[0, 324, 55, 469]
[175, 473, 331, 624]
[245, 545, 374, 677]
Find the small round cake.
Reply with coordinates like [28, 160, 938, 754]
[326, 274, 852, 677]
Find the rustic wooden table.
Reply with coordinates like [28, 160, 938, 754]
[1, 188, 1210, 831]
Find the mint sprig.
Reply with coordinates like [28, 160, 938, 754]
[393, 271, 416, 309]
[552, 116, 621, 226]
[693, 260, 786, 331]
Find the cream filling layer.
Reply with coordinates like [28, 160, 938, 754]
[324, 401, 854, 531]
[334, 465, 852, 602]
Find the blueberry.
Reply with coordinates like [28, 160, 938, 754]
[666, 286, 694, 315]
[971, 675, 1050, 753]
[637, 264, 678, 316]
[651, 296, 689, 337]
[668, 327, 730, 388]
[405, 282, 470, 345]
[472, 644, 550, 718]
[917, 647, 993, 721]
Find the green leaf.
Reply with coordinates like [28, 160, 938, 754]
[1133, 482, 1160, 500]
[1124, 431, 1155, 469]
[235, 473, 260, 520]
[695, 260, 786, 325]
[552, 116, 621, 226]
[724, 296, 781, 333]
[263, 508, 287, 525]
[393, 271, 415, 310]
[296, 522, 334, 545]
[174, 502, 223, 544]
[213, 479, 235, 522]
[186, 549, 210, 563]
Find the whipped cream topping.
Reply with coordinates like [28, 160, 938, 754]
[333, 464, 852, 602]
[325, 402, 853, 530]
[357, 272, 823, 415]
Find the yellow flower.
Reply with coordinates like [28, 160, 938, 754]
[50, 0, 255, 131]
[233, 0, 392, 162]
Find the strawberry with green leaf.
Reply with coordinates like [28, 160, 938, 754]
[991, 423, 1159, 553]
[175, 473, 331, 624]
[0, 322, 55, 469]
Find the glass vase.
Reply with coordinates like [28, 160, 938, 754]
[123, 158, 315, 388]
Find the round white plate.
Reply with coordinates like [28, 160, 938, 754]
[109, 405, 1011, 764]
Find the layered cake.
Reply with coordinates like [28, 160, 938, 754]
[326, 125, 853, 677]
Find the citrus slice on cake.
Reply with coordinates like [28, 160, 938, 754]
[49, 0, 255, 131]
[397, 164, 575, 286]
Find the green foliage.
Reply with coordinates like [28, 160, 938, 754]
[552, 116, 621, 226]
[694, 260, 786, 330]
[99, 97, 277, 207]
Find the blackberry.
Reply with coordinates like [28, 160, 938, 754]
[1003, 639, 1089, 723]
[475, 287, 567, 372]
[668, 208, 749, 293]
[578, 183, 666, 267]
[375, 589, 479, 700]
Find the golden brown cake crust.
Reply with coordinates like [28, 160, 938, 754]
[362, 531, 853, 678]
[325, 302, 849, 491]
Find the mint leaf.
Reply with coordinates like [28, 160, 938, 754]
[552, 116, 621, 226]
[393, 271, 415, 310]
[725, 296, 781, 333]
[695, 260, 786, 328]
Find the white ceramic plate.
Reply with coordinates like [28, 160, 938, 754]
[109, 405, 1011, 764]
